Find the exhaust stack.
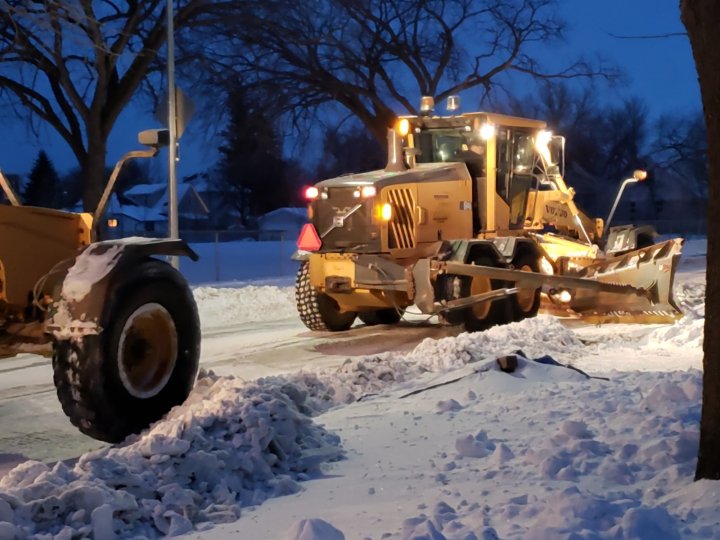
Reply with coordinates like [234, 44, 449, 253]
[385, 128, 407, 173]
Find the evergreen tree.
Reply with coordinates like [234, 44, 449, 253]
[315, 126, 385, 180]
[23, 151, 60, 207]
[217, 90, 290, 227]
[57, 168, 85, 210]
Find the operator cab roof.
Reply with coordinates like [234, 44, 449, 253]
[400, 111, 547, 130]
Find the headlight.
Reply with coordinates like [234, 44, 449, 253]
[377, 203, 393, 221]
[479, 122, 495, 140]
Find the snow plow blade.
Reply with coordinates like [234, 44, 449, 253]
[557, 238, 683, 324]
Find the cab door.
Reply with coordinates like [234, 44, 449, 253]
[508, 131, 535, 229]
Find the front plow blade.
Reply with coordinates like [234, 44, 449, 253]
[558, 239, 683, 324]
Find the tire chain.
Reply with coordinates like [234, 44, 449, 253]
[295, 262, 329, 331]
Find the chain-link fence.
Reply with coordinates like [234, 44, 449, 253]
[106, 229, 300, 286]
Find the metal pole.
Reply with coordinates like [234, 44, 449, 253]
[605, 178, 639, 236]
[167, 0, 179, 268]
[214, 230, 221, 282]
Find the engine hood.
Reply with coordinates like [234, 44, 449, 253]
[315, 162, 472, 190]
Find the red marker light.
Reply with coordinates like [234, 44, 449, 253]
[304, 186, 320, 200]
[297, 223, 322, 251]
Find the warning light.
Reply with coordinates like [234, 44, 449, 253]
[396, 118, 410, 136]
[297, 223, 322, 251]
[304, 186, 319, 200]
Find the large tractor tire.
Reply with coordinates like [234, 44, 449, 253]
[52, 259, 200, 443]
[510, 251, 541, 322]
[358, 308, 402, 326]
[295, 261, 356, 331]
[439, 254, 512, 332]
[462, 255, 512, 332]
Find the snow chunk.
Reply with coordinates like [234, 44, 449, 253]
[455, 431, 496, 459]
[620, 506, 680, 540]
[286, 518, 345, 540]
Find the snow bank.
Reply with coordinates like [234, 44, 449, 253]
[194, 285, 296, 329]
[1, 259, 712, 538]
[0, 373, 342, 538]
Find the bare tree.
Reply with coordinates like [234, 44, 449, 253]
[191, 0, 615, 144]
[652, 111, 707, 198]
[681, 0, 720, 481]
[0, 0, 212, 211]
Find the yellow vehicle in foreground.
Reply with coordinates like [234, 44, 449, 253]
[0, 130, 200, 443]
[295, 97, 682, 332]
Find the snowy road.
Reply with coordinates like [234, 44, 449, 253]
[0, 240, 713, 539]
[0, 306, 463, 467]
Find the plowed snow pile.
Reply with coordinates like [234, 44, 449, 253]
[0, 252, 714, 539]
[194, 285, 296, 329]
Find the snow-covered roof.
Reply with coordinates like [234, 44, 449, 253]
[124, 183, 166, 196]
[259, 207, 308, 221]
[183, 177, 223, 193]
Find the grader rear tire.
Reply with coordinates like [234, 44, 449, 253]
[295, 261, 356, 331]
[52, 259, 200, 443]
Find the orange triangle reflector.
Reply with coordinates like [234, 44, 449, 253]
[297, 223, 322, 251]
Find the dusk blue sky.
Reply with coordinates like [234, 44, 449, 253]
[1, 0, 701, 181]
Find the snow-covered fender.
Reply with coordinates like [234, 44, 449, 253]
[47, 238, 198, 341]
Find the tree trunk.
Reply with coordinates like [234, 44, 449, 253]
[81, 136, 107, 213]
[680, 0, 720, 481]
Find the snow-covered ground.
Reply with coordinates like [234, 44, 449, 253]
[0, 238, 717, 539]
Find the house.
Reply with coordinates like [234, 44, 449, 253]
[564, 163, 706, 235]
[257, 207, 308, 240]
[614, 166, 706, 234]
[123, 182, 210, 232]
[182, 174, 232, 228]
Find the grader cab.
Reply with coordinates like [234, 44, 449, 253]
[295, 97, 682, 332]
[0, 130, 201, 443]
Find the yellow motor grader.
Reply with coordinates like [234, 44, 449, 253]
[295, 97, 682, 332]
[0, 129, 200, 443]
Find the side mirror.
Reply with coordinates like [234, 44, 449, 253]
[138, 129, 170, 149]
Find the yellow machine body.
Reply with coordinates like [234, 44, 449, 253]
[0, 204, 92, 311]
[299, 108, 682, 327]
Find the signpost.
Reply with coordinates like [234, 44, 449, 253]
[161, 0, 195, 268]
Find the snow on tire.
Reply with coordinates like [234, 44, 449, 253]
[52, 259, 200, 443]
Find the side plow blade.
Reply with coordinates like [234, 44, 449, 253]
[558, 238, 683, 324]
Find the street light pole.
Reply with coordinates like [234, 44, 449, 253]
[167, 0, 179, 268]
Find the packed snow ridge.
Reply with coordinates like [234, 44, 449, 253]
[0, 372, 344, 538]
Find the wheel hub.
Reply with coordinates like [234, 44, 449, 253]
[118, 303, 177, 399]
[469, 275, 492, 319]
[515, 263, 537, 313]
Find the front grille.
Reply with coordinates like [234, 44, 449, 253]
[387, 187, 416, 250]
[315, 187, 377, 250]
